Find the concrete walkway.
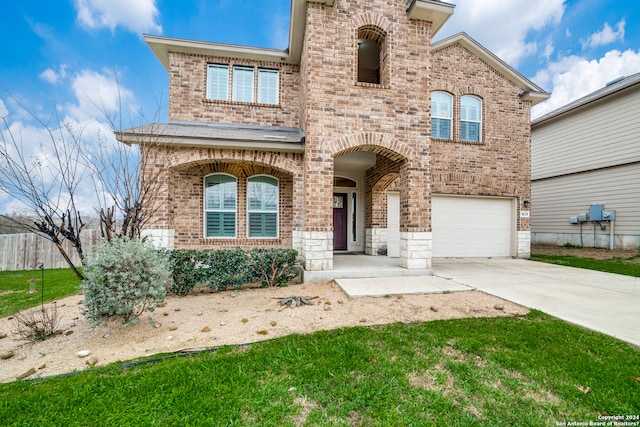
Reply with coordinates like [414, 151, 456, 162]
[336, 258, 640, 347]
[433, 259, 640, 347]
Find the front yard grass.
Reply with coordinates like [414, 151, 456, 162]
[530, 253, 640, 277]
[1, 310, 639, 426]
[0, 269, 81, 318]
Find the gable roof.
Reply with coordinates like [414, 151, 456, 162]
[145, 0, 455, 69]
[432, 32, 550, 106]
[532, 72, 640, 126]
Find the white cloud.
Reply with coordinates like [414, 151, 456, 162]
[532, 48, 640, 118]
[581, 20, 625, 49]
[74, 0, 162, 34]
[437, 0, 565, 66]
[66, 69, 136, 123]
[39, 65, 67, 84]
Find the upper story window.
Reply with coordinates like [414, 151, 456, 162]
[232, 66, 255, 103]
[431, 91, 453, 139]
[258, 69, 279, 105]
[206, 64, 279, 105]
[247, 176, 278, 238]
[204, 174, 236, 238]
[357, 25, 388, 85]
[206, 64, 229, 101]
[461, 95, 482, 142]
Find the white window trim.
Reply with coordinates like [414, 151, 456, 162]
[206, 64, 229, 101]
[257, 68, 279, 105]
[460, 95, 483, 143]
[203, 173, 237, 239]
[431, 91, 453, 140]
[247, 174, 279, 239]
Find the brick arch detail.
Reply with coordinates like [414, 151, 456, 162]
[353, 12, 394, 35]
[329, 132, 412, 162]
[168, 149, 301, 176]
[432, 83, 486, 99]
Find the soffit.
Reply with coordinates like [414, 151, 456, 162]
[406, 0, 455, 35]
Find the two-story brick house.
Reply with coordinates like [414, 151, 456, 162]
[117, 0, 549, 275]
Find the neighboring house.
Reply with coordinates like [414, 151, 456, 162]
[531, 73, 640, 249]
[117, 0, 549, 274]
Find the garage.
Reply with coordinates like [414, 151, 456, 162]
[432, 195, 515, 258]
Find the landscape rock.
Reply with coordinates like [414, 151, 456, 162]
[1, 351, 15, 360]
[77, 350, 92, 358]
[168, 326, 178, 331]
[270, 320, 277, 327]
[202, 326, 211, 332]
[0, 332, 7, 339]
[86, 357, 98, 366]
[39, 363, 47, 370]
[241, 317, 249, 323]
[166, 336, 173, 341]
[17, 367, 36, 380]
[64, 330, 74, 336]
[494, 304, 504, 311]
[430, 306, 439, 312]
[257, 330, 268, 335]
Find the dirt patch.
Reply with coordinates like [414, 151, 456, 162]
[0, 282, 527, 383]
[532, 244, 639, 260]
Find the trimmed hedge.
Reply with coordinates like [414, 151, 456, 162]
[169, 248, 298, 296]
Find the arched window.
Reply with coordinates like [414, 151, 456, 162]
[461, 95, 482, 142]
[357, 26, 387, 85]
[247, 175, 278, 238]
[431, 91, 453, 139]
[204, 174, 236, 237]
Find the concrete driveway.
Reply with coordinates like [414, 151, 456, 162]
[432, 258, 640, 348]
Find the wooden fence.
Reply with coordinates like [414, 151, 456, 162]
[0, 230, 101, 271]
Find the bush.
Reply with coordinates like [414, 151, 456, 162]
[82, 238, 171, 326]
[168, 248, 299, 295]
[249, 248, 298, 287]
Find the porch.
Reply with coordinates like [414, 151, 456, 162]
[302, 253, 430, 283]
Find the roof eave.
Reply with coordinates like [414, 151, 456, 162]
[407, 0, 455, 35]
[432, 32, 549, 105]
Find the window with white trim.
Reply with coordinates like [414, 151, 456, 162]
[431, 91, 453, 139]
[206, 64, 229, 101]
[461, 95, 482, 142]
[232, 66, 254, 103]
[247, 176, 278, 238]
[204, 174, 236, 237]
[258, 69, 279, 104]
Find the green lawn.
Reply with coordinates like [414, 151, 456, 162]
[0, 311, 638, 426]
[0, 269, 81, 317]
[530, 253, 640, 277]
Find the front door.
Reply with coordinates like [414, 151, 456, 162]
[333, 193, 348, 250]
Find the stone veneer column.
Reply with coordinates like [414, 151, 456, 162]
[365, 228, 388, 256]
[301, 231, 333, 270]
[517, 231, 531, 258]
[141, 229, 175, 249]
[400, 232, 432, 269]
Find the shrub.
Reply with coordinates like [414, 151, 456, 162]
[12, 304, 60, 341]
[249, 248, 299, 288]
[82, 238, 171, 326]
[168, 248, 299, 295]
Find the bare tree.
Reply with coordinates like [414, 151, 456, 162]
[0, 98, 88, 279]
[0, 88, 170, 280]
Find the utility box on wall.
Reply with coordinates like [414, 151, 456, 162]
[589, 204, 604, 221]
[602, 209, 616, 220]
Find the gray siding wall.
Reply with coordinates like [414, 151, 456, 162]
[532, 88, 640, 180]
[531, 163, 640, 248]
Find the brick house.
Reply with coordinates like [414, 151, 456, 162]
[117, 0, 549, 274]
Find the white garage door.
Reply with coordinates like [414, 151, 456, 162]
[432, 196, 514, 258]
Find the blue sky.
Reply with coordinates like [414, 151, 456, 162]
[1, 0, 639, 213]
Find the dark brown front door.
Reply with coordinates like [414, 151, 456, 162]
[333, 193, 348, 250]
